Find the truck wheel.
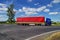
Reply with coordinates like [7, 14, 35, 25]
[17, 23, 20, 25]
[38, 24, 41, 26]
[35, 24, 41, 26]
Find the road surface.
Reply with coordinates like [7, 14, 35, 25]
[0, 24, 60, 40]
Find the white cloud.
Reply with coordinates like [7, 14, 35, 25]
[19, 9, 23, 12]
[20, 15, 25, 17]
[0, 15, 8, 21]
[34, 3, 39, 5]
[0, 7, 17, 13]
[44, 9, 50, 12]
[52, 0, 60, 3]
[28, 0, 33, 2]
[25, 11, 37, 15]
[0, 3, 7, 8]
[22, 7, 28, 12]
[13, 9, 18, 13]
[0, 3, 17, 13]
[0, 3, 5, 6]
[47, 4, 52, 7]
[49, 12, 59, 15]
[47, 0, 60, 8]
[0, 8, 7, 11]
[0, 11, 7, 13]
[45, 0, 60, 15]
[0, 3, 7, 11]
[37, 6, 46, 12]
[22, 7, 37, 15]
[18, 6, 46, 15]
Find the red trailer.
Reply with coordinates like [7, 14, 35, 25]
[16, 16, 45, 25]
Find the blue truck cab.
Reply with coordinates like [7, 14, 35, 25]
[45, 18, 51, 26]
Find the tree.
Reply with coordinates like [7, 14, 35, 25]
[7, 4, 15, 23]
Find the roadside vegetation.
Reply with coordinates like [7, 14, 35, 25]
[45, 32, 60, 40]
[52, 22, 60, 26]
[29, 31, 60, 40]
[0, 21, 16, 24]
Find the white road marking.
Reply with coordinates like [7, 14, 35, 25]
[25, 30, 60, 40]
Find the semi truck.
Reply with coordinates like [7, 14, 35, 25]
[16, 16, 51, 26]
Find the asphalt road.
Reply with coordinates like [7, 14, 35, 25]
[0, 24, 60, 40]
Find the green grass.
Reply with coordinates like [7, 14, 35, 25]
[0, 22, 16, 24]
[52, 22, 60, 26]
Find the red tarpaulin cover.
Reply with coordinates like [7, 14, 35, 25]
[16, 17, 45, 23]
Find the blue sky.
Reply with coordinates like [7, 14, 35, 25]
[0, 0, 60, 22]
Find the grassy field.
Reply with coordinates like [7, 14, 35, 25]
[0, 21, 16, 24]
[52, 22, 60, 26]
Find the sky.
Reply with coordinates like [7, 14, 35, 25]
[0, 0, 60, 22]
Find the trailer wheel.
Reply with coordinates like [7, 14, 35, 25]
[23, 24, 29, 26]
[35, 24, 41, 26]
[17, 23, 20, 25]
